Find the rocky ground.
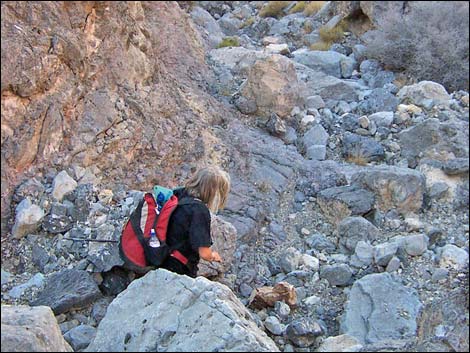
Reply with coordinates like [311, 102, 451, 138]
[1, 1, 469, 352]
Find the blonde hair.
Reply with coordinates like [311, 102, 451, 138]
[185, 166, 231, 213]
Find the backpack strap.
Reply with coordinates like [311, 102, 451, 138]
[129, 196, 148, 250]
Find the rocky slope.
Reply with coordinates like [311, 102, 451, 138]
[1, 1, 469, 352]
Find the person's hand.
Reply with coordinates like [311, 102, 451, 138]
[211, 251, 222, 262]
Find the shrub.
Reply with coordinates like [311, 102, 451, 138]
[289, 1, 306, 14]
[363, 1, 469, 92]
[303, 21, 313, 34]
[303, 1, 325, 16]
[310, 41, 331, 51]
[217, 37, 240, 48]
[319, 23, 345, 43]
[259, 1, 290, 18]
[239, 17, 255, 29]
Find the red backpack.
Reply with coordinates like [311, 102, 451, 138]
[119, 189, 197, 272]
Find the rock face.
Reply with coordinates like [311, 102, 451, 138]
[1, 305, 73, 352]
[0, 1, 227, 233]
[86, 269, 279, 352]
[340, 272, 422, 344]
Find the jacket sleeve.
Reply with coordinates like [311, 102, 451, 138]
[188, 204, 212, 251]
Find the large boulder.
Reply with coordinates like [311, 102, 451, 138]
[241, 55, 305, 118]
[351, 165, 426, 215]
[340, 272, 422, 344]
[398, 118, 469, 165]
[11, 198, 45, 239]
[86, 269, 279, 352]
[197, 214, 237, 278]
[295, 63, 366, 103]
[31, 269, 102, 315]
[291, 49, 355, 78]
[317, 185, 375, 225]
[1, 305, 73, 352]
[337, 216, 380, 254]
[397, 81, 452, 109]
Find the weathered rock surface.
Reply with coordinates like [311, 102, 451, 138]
[240, 55, 305, 118]
[31, 269, 102, 314]
[1, 305, 73, 352]
[351, 165, 426, 215]
[86, 269, 279, 352]
[340, 272, 422, 344]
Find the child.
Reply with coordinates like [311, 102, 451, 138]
[161, 166, 231, 277]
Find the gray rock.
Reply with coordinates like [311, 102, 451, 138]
[306, 233, 337, 254]
[373, 242, 398, 267]
[438, 244, 469, 270]
[351, 241, 375, 267]
[385, 256, 401, 272]
[341, 113, 360, 132]
[8, 273, 45, 299]
[86, 269, 279, 352]
[91, 297, 113, 324]
[1, 305, 73, 352]
[317, 185, 375, 225]
[404, 234, 429, 256]
[352, 44, 367, 63]
[319, 264, 353, 286]
[337, 217, 380, 254]
[316, 334, 363, 352]
[398, 118, 469, 165]
[340, 273, 422, 344]
[351, 165, 426, 215]
[342, 132, 385, 162]
[235, 95, 258, 114]
[442, 158, 469, 175]
[218, 12, 242, 36]
[52, 171, 78, 201]
[306, 95, 326, 110]
[274, 301, 291, 320]
[295, 62, 366, 103]
[286, 318, 323, 348]
[292, 49, 350, 78]
[64, 324, 96, 351]
[397, 81, 451, 108]
[356, 88, 399, 115]
[190, 7, 224, 49]
[279, 247, 302, 273]
[306, 145, 327, 161]
[303, 124, 329, 148]
[265, 316, 285, 336]
[368, 111, 394, 128]
[31, 269, 102, 315]
[12, 198, 45, 239]
[1, 269, 12, 285]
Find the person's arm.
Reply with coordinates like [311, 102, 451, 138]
[198, 247, 222, 262]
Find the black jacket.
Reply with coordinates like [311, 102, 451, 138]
[161, 188, 212, 277]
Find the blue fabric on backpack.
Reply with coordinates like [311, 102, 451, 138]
[152, 185, 174, 210]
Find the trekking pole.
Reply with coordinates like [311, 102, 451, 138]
[62, 237, 119, 243]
